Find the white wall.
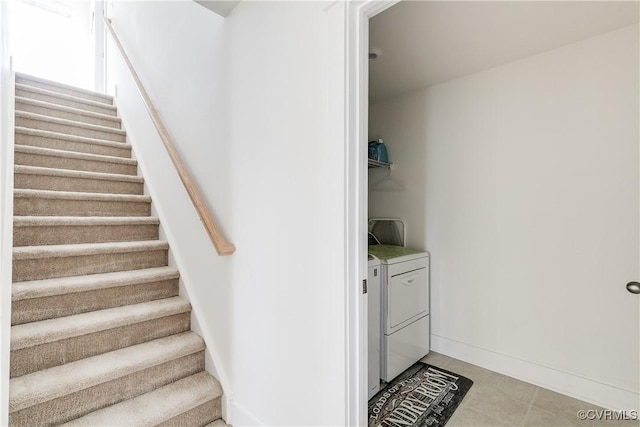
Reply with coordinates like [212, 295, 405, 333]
[369, 24, 639, 410]
[0, 0, 13, 423]
[106, 0, 234, 404]
[224, 2, 346, 425]
[106, 1, 347, 425]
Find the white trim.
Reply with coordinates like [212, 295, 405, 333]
[0, 1, 14, 424]
[329, 1, 399, 424]
[94, 1, 106, 94]
[432, 334, 640, 411]
[226, 399, 263, 427]
[0, 79, 14, 427]
[326, 3, 353, 425]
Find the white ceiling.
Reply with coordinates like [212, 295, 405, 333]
[193, 0, 239, 17]
[369, 1, 639, 102]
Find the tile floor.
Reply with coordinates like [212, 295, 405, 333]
[415, 351, 639, 427]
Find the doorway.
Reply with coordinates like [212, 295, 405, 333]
[9, 0, 104, 91]
[338, 1, 640, 424]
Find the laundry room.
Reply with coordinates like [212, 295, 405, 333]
[364, 0, 639, 418]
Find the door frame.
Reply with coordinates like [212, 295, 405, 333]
[93, 0, 106, 93]
[330, 2, 640, 421]
[0, 0, 13, 424]
[327, 1, 399, 424]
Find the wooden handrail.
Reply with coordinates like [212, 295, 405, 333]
[104, 17, 235, 256]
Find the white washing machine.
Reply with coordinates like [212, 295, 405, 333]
[368, 244, 430, 382]
[367, 254, 381, 399]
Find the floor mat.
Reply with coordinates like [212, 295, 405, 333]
[368, 362, 473, 427]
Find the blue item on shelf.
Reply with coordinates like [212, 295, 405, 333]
[368, 141, 378, 161]
[376, 139, 388, 163]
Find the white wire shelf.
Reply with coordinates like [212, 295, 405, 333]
[368, 159, 392, 169]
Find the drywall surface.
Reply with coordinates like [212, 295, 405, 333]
[369, 24, 639, 409]
[106, 0, 234, 409]
[0, 0, 13, 423]
[224, 2, 345, 425]
[106, 1, 346, 425]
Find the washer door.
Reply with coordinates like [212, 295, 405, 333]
[386, 259, 429, 334]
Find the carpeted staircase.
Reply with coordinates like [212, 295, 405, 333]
[9, 73, 225, 426]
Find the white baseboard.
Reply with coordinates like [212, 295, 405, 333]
[226, 397, 263, 427]
[431, 334, 639, 411]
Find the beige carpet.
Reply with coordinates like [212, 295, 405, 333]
[9, 72, 225, 426]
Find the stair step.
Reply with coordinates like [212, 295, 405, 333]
[14, 165, 143, 196]
[16, 111, 126, 143]
[15, 127, 132, 158]
[15, 84, 117, 116]
[13, 215, 159, 246]
[9, 332, 205, 426]
[62, 371, 222, 426]
[12, 267, 180, 325]
[14, 144, 137, 175]
[16, 73, 113, 105]
[10, 297, 191, 377]
[16, 97, 121, 129]
[12, 240, 168, 282]
[14, 189, 151, 217]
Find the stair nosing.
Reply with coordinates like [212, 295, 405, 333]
[14, 165, 143, 183]
[15, 111, 127, 136]
[15, 84, 117, 111]
[11, 296, 191, 350]
[14, 188, 150, 202]
[12, 267, 179, 301]
[14, 145, 137, 165]
[12, 240, 168, 261]
[13, 215, 159, 227]
[15, 127, 131, 151]
[60, 372, 222, 427]
[9, 332, 205, 413]
[15, 97, 122, 123]
[16, 73, 114, 103]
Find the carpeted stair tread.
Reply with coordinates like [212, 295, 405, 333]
[12, 240, 168, 261]
[14, 188, 150, 203]
[11, 296, 191, 351]
[15, 144, 138, 176]
[14, 164, 144, 195]
[16, 111, 126, 136]
[11, 267, 180, 325]
[14, 165, 143, 183]
[12, 266, 178, 301]
[14, 172, 143, 196]
[15, 97, 122, 129]
[12, 215, 160, 246]
[12, 241, 168, 282]
[15, 127, 132, 158]
[15, 145, 136, 166]
[15, 84, 117, 116]
[14, 165, 144, 195]
[14, 189, 151, 217]
[16, 73, 114, 104]
[9, 332, 205, 413]
[15, 111, 126, 143]
[13, 215, 159, 228]
[61, 371, 222, 426]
